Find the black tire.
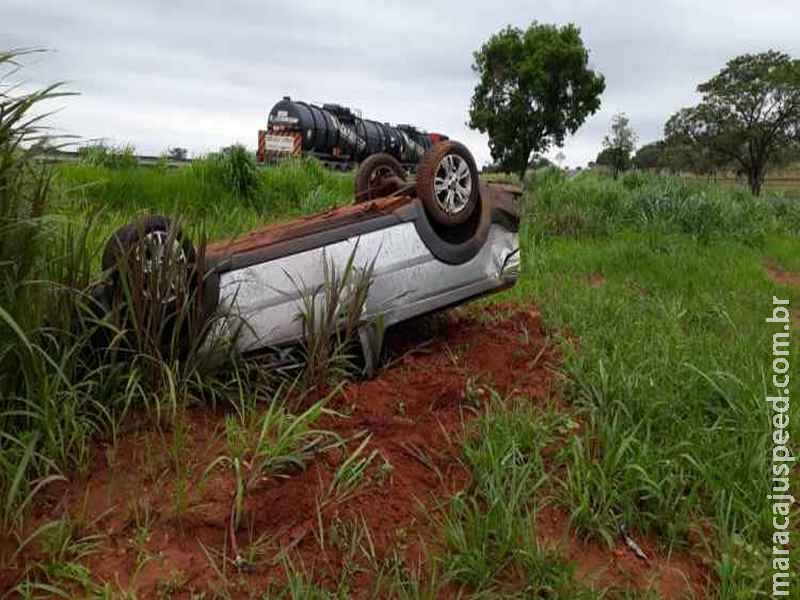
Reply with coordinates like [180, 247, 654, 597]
[416, 141, 479, 226]
[75, 283, 115, 355]
[355, 153, 406, 202]
[101, 216, 207, 357]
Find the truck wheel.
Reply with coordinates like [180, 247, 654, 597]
[416, 141, 479, 227]
[355, 153, 406, 202]
[101, 216, 207, 357]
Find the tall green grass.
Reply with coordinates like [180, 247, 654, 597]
[77, 142, 137, 169]
[438, 397, 588, 596]
[510, 170, 800, 597]
[0, 49, 84, 535]
[0, 51, 298, 559]
[6, 47, 800, 596]
[52, 155, 353, 246]
[530, 168, 781, 243]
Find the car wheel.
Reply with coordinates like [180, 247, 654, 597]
[102, 215, 196, 289]
[355, 153, 406, 202]
[416, 141, 479, 226]
[101, 216, 204, 356]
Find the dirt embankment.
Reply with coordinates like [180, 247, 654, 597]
[7, 305, 708, 598]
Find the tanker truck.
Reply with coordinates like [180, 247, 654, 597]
[257, 96, 448, 170]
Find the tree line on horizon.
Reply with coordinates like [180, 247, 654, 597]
[468, 22, 800, 196]
[597, 51, 800, 195]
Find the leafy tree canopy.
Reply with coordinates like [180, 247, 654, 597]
[529, 155, 553, 169]
[661, 119, 731, 177]
[469, 22, 605, 180]
[601, 113, 637, 177]
[632, 141, 665, 170]
[664, 51, 800, 195]
[166, 147, 188, 160]
[595, 147, 616, 168]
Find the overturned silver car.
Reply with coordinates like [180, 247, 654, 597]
[99, 141, 521, 372]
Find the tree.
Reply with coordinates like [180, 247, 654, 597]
[662, 115, 731, 179]
[633, 141, 666, 170]
[554, 151, 566, 168]
[594, 147, 616, 169]
[166, 147, 188, 160]
[528, 155, 553, 169]
[469, 22, 605, 181]
[664, 51, 800, 196]
[601, 113, 637, 177]
[659, 135, 695, 174]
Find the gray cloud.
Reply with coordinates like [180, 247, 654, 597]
[2, 0, 799, 167]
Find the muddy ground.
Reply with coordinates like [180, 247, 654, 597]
[5, 305, 708, 598]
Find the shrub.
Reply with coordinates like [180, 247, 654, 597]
[190, 145, 260, 203]
[219, 144, 260, 201]
[78, 142, 137, 169]
[620, 169, 650, 190]
[530, 170, 779, 244]
[765, 195, 800, 235]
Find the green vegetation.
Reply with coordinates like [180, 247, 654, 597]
[530, 168, 793, 242]
[438, 398, 590, 596]
[4, 49, 800, 598]
[0, 50, 90, 536]
[469, 21, 605, 180]
[626, 51, 800, 194]
[598, 113, 638, 177]
[0, 55, 354, 597]
[508, 169, 800, 596]
[633, 141, 667, 171]
[51, 154, 352, 252]
[77, 142, 138, 169]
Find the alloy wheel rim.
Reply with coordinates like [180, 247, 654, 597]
[433, 154, 472, 215]
[133, 230, 189, 303]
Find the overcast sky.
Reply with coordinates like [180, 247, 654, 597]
[2, 0, 799, 167]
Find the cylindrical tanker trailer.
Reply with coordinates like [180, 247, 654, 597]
[257, 96, 448, 170]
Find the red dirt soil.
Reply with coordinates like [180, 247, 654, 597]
[764, 260, 800, 288]
[764, 261, 800, 327]
[6, 305, 709, 598]
[585, 272, 605, 288]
